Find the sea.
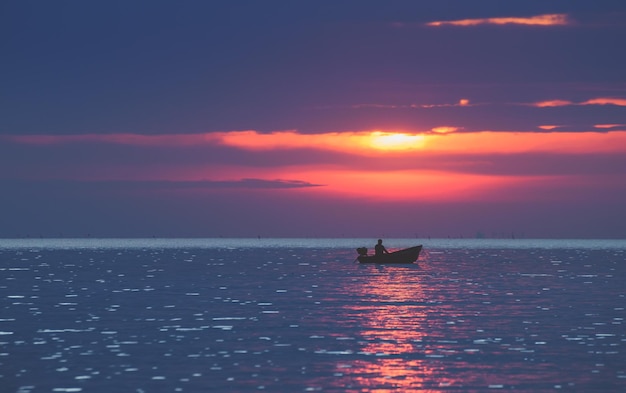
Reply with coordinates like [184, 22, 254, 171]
[1, 238, 625, 392]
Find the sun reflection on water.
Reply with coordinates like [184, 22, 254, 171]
[336, 266, 456, 391]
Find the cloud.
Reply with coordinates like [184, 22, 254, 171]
[216, 131, 431, 152]
[5, 130, 626, 156]
[151, 178, 324, 189]
[348, 96, 626, 111]
[10, 178, 324, 190]
[215, 178, 323, 189]
[351, 98, 472, 109]
[582, 97, 626, 106]
[3, 131, 431, 153]
[594, 124, 625, 129]
[426, 14, 571, 27]
[430, 126, 461, 134]
[2, 133, 213, 146]
[3, 131, 625, 209]
[538, 125, 562, 130]
[531, 100, 574, 107]
[214, 129, 626, 155]
[422, 131, 626, 155]
[529, 97, 626, 107]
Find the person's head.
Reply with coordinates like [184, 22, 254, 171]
[377, 239, 383, 244]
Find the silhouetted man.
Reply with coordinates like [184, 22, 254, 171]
[374, 239, 389, 256]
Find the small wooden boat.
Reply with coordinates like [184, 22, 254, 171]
[356, 245, 422, 264]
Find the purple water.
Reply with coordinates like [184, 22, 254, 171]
[1, 239, 625, 392]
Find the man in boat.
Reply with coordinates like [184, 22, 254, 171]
[374, 239, 389, 256]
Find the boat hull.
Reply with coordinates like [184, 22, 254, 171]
[357, 245, 422, 264]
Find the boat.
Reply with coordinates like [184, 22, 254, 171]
[356, 245, 422, 264]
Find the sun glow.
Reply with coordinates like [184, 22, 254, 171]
[5, 129, 625, 204]
[8, 130, 626, 155]
[367, 132, 426, 151]
[214, 130, 428, 153]
[273, 168, 524, 202]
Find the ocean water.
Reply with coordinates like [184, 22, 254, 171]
[1, 238, 625, 392]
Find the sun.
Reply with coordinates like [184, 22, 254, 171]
[367, 131, 426, 151]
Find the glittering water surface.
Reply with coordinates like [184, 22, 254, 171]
[1, 239, 625, 392]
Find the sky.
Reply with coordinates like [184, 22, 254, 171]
[1, 0, 626, 239]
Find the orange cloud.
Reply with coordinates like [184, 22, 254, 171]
[430, 126, 460, 134]
[6, 130, 625, 204]
[531, 100, 574, 107]
[352, 98, 472, 110]
[216, 131, 426, 152]
[529, 97, 626, 107]
[3, 131, 428, 153]
[217, 130, 626, 155]
[421, 131, 626, 155]
[426, 14, 570, 27]
[199, 130, 626, 201]
[351, 97, 626, 109]
[6, 130, 626, 156]
[283, 168, 525, 202]
[538, 125, 561, 130]
[581, 97, 626, 106]
[594, 124, 625, 129]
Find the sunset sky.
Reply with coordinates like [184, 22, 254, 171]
[2, 1, 625, 238]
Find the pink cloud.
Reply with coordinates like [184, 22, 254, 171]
[6, 130, 626, 156]
[350, 97, 626, 110]
[425, 14, 571, 27]
[352, 98, 472, 109]
[4, 130, 626, 211]
[530, 100, 574, 107]
[537, 125, 562, 130]
[594, 124, 625, 129]
[430, 126, 461, 134]
[529, 97, 626, 107]
[581, 97, 626, 106]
